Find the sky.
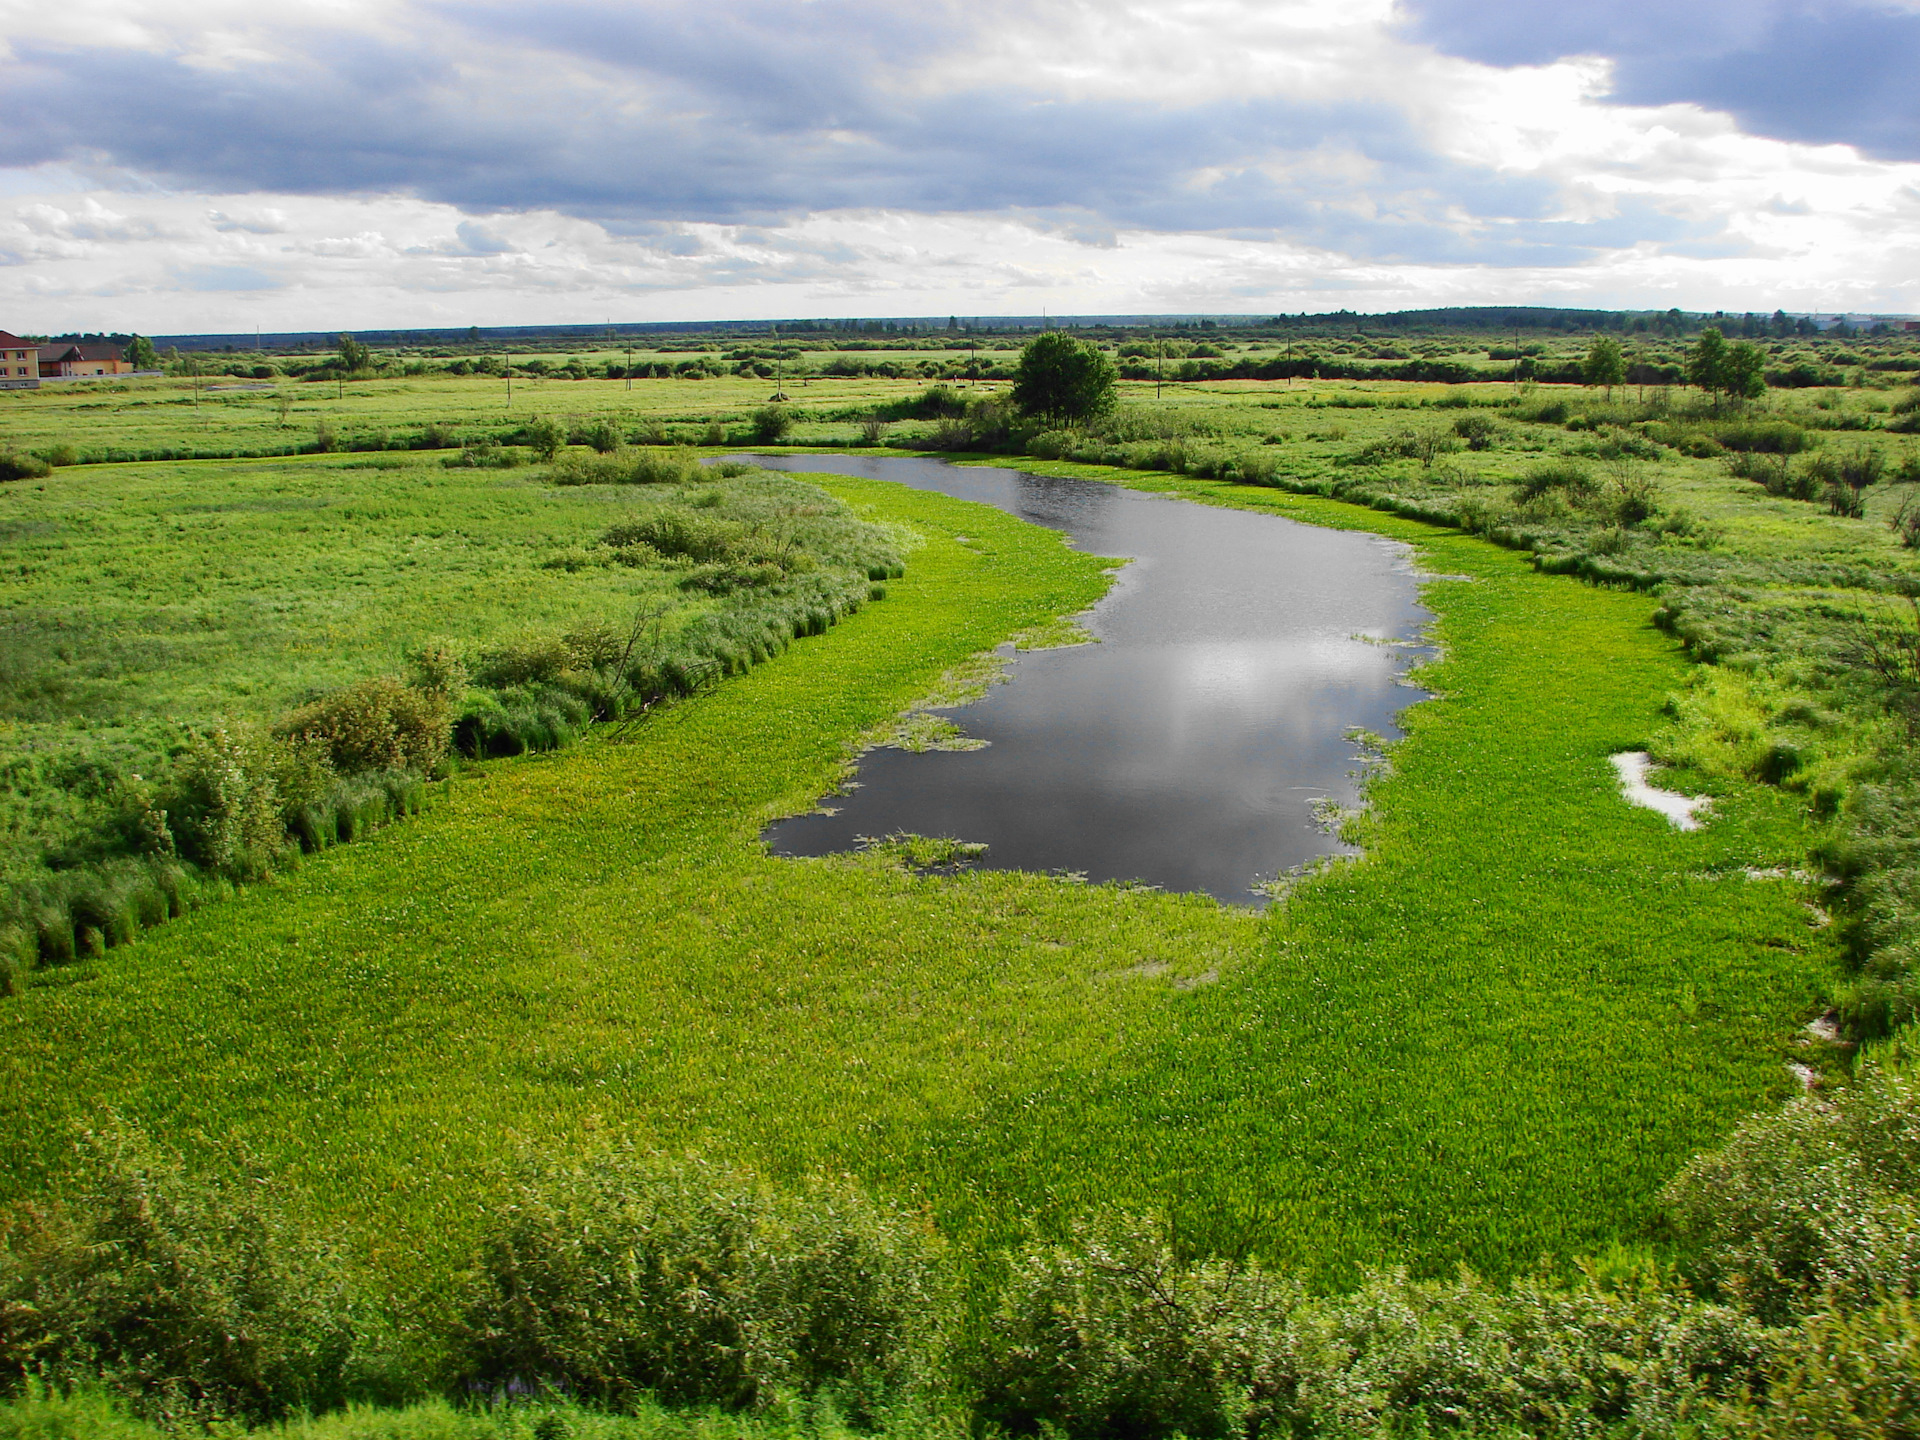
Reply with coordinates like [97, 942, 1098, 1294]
[1, 0, 1917, 333]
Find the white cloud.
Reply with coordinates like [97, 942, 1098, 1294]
[0, 1, 1915, 329]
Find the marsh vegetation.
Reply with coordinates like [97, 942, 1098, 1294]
[2, 313, 1919, 1433]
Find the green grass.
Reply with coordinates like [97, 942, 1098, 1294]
[0, 454, 1834, 1331]
[0, 1388, 963, 1440]
[0, 451, 897, 896]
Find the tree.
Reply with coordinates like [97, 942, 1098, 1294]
[1583, 336, 1626, 400]
[124, 335, 159, 371]
[1723, 340, 1768, 402]
[1687, 326, 1728, 403]
[1011, 332, 1117, 426]
[336, 334, 372, 373]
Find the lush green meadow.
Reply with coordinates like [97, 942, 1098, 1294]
[0, 439, 1835, 1314]
[12, 332, 1920, 1430]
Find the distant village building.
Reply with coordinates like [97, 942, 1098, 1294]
[0, 331, 38, 389]
[38, 342, 132, 379]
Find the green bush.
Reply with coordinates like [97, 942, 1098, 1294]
[981, 1213, 1771, 1440]
[979, 1213, 1298, 1440]
[750, 405, 794, 443]
[0, 1125, 356, 1423]
[278, 677, 449, 777]
[575, 418, 622, 453]
[1718, 422, 1813, 454]
[606, 511, 746, 564]
[1663, 1043, 1920, 1322]
[1732, 1294, 1920, 1439]
[442, 439, 521, 469]
[1453, 413, 1498, 450]
[1514, 460, 1596, 504]
[525, 417, 567, 462]
[164, 726, 326, 877]
[455, 1151, 952, 1416]
[552, 448, 700, 486]
[470, 634, 576, 689]
[0, 452, 52, 482]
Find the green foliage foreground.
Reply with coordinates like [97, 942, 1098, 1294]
[4, 1069, 1920, 1437]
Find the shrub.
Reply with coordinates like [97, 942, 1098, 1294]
[405, 641, 468, 698]
[1513, 460, 1596, 504]
[452, 687, 592, 757]
[0, 1124, 356, 1423]
[32, 444, 78, 468]
[750, 405, 794, 443]
[443, 439, 521, 469]
[912, 385, 967, 420]
[1662, 1046, 1920, 1323]
[470, 634, 576, 689]
[526, 417, 567, 462]
[605, 511, 746, 563]
[1718, 422, 1813, 454]
[163, 726, 324, 877]
[552, 448, 700, 486]
[1452, 413, 1497, 450]
[981, 1213, 1770, 1440]
[979, 1213, 1299, 1440]
[1732, 1294, 1920, 1439]
[575, 417, 622, 453]
[1607, 467, 1664, 526]
[0, 452, 53, 482]
[278, 677, 449, 777]
[455, 1151, 952, 1416]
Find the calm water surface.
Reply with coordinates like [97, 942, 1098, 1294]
[752, 455, 1434, 904]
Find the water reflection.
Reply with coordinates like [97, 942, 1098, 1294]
[749, 455, 1434, 904]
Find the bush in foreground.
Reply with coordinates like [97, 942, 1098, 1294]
[980, 1214, 1770, 1440]
[1662, 1042, 1920, 1323]
[455, 1150, 953, 1419]
[0, 1126, 356, 1424]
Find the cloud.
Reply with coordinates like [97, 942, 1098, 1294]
[0, 1, 1914, 329]
[172, 261, 285, 291]
[0, 1, 1723, 266]
[1401, 0, 1920, 161]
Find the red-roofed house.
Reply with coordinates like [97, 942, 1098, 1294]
[38, 342, 131, 379]
[0, 331, 38, 389]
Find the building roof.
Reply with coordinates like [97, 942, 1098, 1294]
[0, 332, 34, 350]
[41, 343, 122, 362]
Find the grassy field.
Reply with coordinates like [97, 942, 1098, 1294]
[0, 415, 1838, 1354]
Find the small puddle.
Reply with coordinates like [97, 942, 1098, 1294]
[750, 455, 1435, 904]
[1610, 752, 1710, 831]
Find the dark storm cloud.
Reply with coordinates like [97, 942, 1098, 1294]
[1401, 0, 1920, 161]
